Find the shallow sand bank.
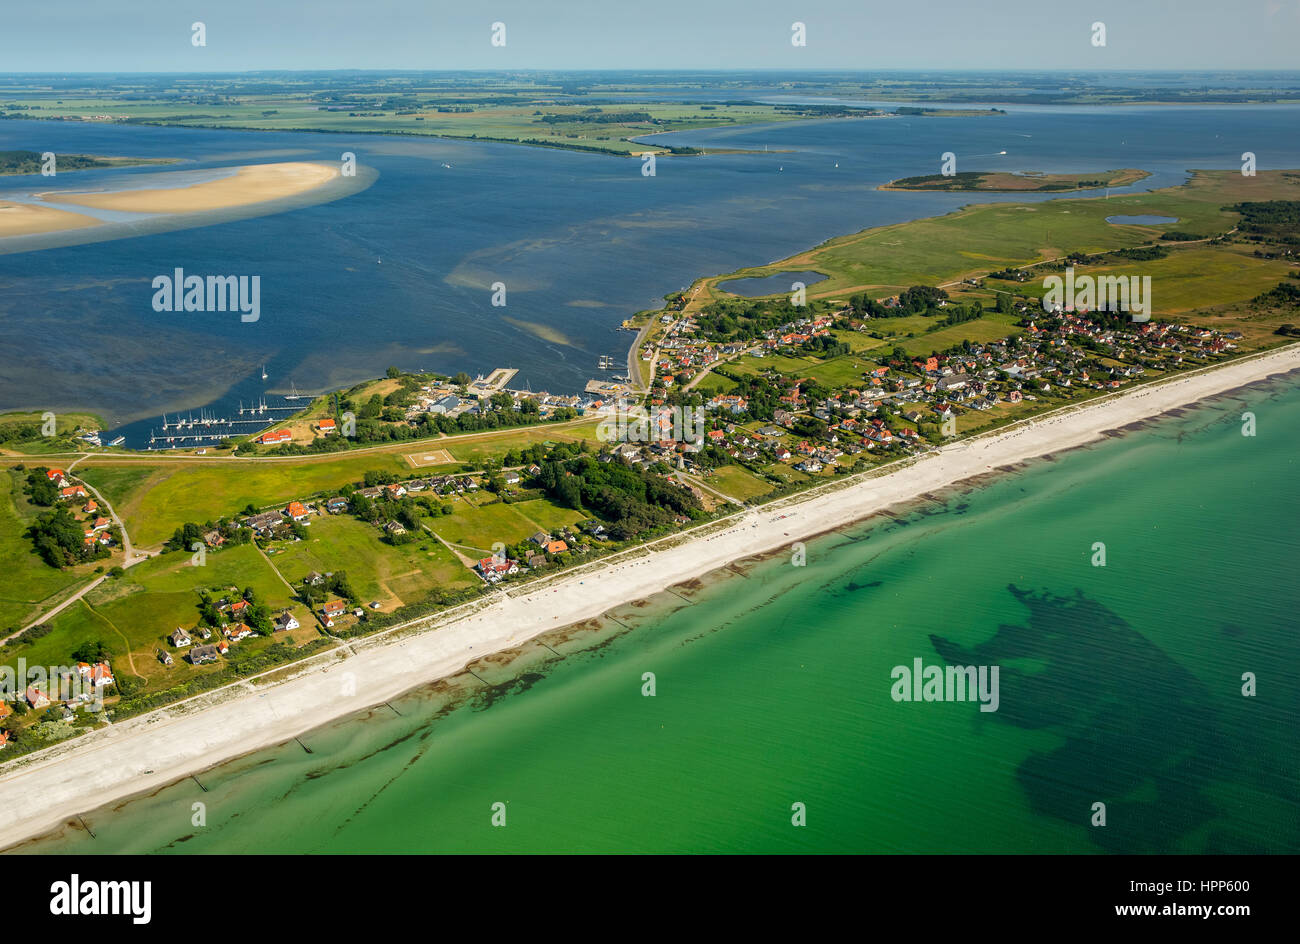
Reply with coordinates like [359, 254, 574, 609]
[0, 201, 100, 237]
[44, 161, 339, 214]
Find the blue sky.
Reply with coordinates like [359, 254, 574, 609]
[1, 0, 1297, 71]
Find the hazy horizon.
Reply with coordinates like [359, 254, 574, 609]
[2, 1, 1298, 72]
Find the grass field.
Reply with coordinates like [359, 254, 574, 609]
[18, 418, 607, 550]
[426, 497, 547, 554]
[1008, 245, 1293, 314]
[4, 97, 807, 157]
[1, 542, 306, 693]
[699, 170, 1300, 306]
[443, 421, 603, 463]
[702, 465, 776, 501]
[897, 313, 1025, 357]
[509, 498, 587, 534]
[0, 470, 87, 631]
[271, 514, 476, 608]
[74, 452, 415, 547]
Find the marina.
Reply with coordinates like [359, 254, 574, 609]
[143, 395, 303, 449]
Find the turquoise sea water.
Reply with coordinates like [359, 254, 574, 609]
[14, 370, 1299, 854]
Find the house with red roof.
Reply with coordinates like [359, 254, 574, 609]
[286, 501, 309, 521]
[257, 429, 292, 445]
[76, 662, 114, 688]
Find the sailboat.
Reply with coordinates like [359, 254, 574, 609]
[284, 382, 300, 401]
[261, 364, 268, 381]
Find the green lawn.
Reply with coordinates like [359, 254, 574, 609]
[426, 497, 546, 553]
[0, 470, 87, 632]
[702, 465, 775, 501]
[271, 513, 476, 607]
[1, 542, 301, 694]
[897, 313, 1024, 358]
[76, 453, 414, 547]
[509, 498, 588, 534]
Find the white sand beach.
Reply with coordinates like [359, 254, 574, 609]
[1, 343, 1298, 849]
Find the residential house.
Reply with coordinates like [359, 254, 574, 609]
[274, 611, 300, 633]
[169, 627, 193, 648]
[321, 600, 349, 625]
[286, 501, 309, 521]
[76, 662, 114, 688]
[189, 645, 220, 665]
[25, 686, 50, 709]
[246, 510, 286, 533]
[257, 429, 293, 445]
[316, 417, 337, 435]
[476, 557, 519, 580]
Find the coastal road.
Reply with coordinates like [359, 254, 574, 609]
[6, 574, 107, 641]
[8, 413, 603, 469]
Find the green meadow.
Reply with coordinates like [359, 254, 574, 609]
[0, 470, 87, 632]
[427, 497, 548, 554]
[702, 170, 1300, 303]
[2, 542, 307, 692]
[270, 514, 476, 608]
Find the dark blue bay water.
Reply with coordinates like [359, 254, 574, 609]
[2, 103, 1299, 444]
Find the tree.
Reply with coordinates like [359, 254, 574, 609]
[71, 639, 110, 663]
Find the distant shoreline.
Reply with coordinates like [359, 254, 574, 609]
[2, 341, 1297, 852]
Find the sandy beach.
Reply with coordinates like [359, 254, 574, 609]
[1, 343, 1298, 850]
[44, 161, 339, 214]
[0, 201, 100, 238]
